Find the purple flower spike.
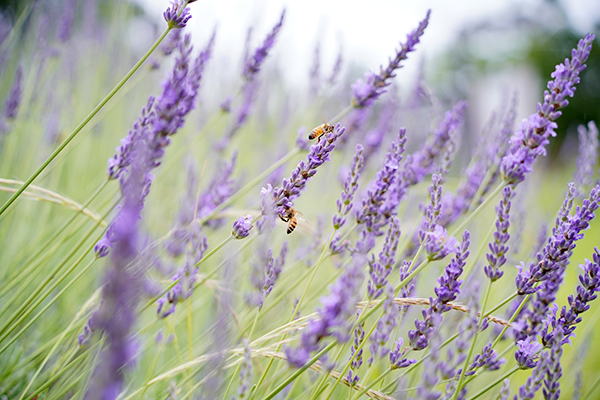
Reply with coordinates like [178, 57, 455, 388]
[515, 184, 600, 339]
[407, 101, 467, 185]
[517, 349, 549, 400]
[243, 10, 285, 81]
[355, 129, 406, 252]
[333, 144, 364, 230]
[514, 338, 543, 369]
[408, 231, 470, 351]
[367, 217, 401, 299]
[271, 124, 345, 217]
[3, 65, 22, 120]
[347, 322, 365, 387]
[573, 121, 599, 198]
[484, 186, 513, 281]
[501, 34, 594, 185]
[232, 215, 254, 239]
[285, 256, 364, 367]
[163, 1, 192, 29]
[351, 10, 431, 108]
[389, 338, 417, 370]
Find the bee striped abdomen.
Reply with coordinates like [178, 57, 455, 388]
[308, 123, 334, 142]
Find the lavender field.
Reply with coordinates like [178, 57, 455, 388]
[1, 1, 599, 399]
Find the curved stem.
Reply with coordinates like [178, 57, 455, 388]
[0, 27, 172, 217]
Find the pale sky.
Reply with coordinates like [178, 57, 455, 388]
[133, 0, 599, 91]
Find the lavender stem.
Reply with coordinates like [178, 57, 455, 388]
[466, 366, 519, 400]
[0, 27, 174, 217]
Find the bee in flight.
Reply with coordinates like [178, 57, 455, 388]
[279, 206, 302, 234]
[308, 123, 335, 143]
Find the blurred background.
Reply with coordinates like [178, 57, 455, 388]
[1, 0, 599, 156]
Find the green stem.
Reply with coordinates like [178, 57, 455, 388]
[351, 368, 392, 400]
[465, 366, 518, 400]
[0, 257, 97, 355]
[449, 182, 505, 239]
[491, 294, 530, 350]
[262, 343, 335, 400]
[250, 229, 337, 399]
[451, 279, 493, 400]
[0, 27, 172, 217]
[0, 179, 109, 298]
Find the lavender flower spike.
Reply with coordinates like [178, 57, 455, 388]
[333, 144, 364, 230]
[232, 215, 254, 239]
[271, 124, 345, 217]
[285, 255, 364, 367]
[243, 9, 285, 81]
[163, 1, 192, 29]
[501, 34, 594, 185]
[573, 121, 599, 198]
[3, 65, 22, 120]
[351, 10, 431, 108]
[408, 231, 470, 351]
[484, 186, 513, 282]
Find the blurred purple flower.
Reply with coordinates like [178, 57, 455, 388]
[351, 10, 431, 108]
[3, 65, 22, 120]
[285, 255, 364, 367]
[347, 321, 365, 387]
[243, 9, 285, 81]
[367, 217, 401, 299]
[58, 0, 76, 42]
[573, 121, 598, 198]
[333, 144, 364, 230]
[406, 101, 467, 185]
[515, 338, 543, 369]
[501, 34, 594, 185]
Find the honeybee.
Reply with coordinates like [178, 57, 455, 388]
[279, 206, 302, 234]
[308, 123, 335, 142]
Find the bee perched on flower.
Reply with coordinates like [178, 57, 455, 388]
[308, 123, 335, 142]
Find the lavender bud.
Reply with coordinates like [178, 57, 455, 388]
[232, 215, 254, 239]
[163, 1, 192, 29]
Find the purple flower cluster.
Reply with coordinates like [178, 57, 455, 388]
[354, 129, 406, 252]
[285, 256, 364, 367]
[389, 338, 416, 369]
[483, 186, 513, 281]
[247, 243, 287, 309]
[406, 101, 467, 185]
[368, 285, 398, 364]
[408, 231, 470, 351]
[367, 217, 401, 299]
[232, 215, 254, 239]
[350, 10, 431, 108]
[333, 144, 364, 230]
[346, 321, 365, 387]
[3, 65, 22, 120]
[500, 34, 594, 185]
[243, 10, 285, 81]
[196, 152, 238, 227]
[538, 248, 600, 350]
[163, 1, 192, 29]
[97, 31, 215, 258]
[237, 339, 253, 399]
[515, 184, 600, 339]
[515, 338, 543, 370]
[271, 124, 345, 216]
